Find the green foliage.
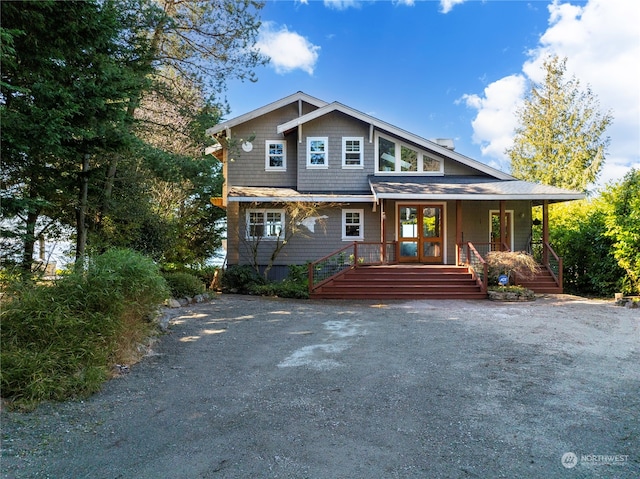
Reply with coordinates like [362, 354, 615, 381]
[507, 56, 612, 192]
[0, 249, 168, 408]
[162, 271, 206, 298]
[602, 169, 640, 294]
[220, 265, 266, 294]
[549, 200, 626, 296]
[250, 264, 310, 299]
[251, 281, 309, 299]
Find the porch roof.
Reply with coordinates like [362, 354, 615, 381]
[228, 186, 374, 203]
[369, 176, 584, 205]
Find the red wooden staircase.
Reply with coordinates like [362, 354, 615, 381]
[515, 267, 563, 294]
[310, 265, 487, 300]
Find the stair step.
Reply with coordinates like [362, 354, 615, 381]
[312, 265, 486, 300]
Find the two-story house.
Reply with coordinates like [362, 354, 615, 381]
[207, 92, 583, 299]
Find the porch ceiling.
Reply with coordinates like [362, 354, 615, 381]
[369, 176, 584, 205]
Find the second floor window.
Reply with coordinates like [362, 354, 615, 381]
[307, 137, 328, 168]
[342, 137, 363, 168]
[246, 209, 284, 240]
[376, 133, 443, 174]
[265, 140, 286, 171]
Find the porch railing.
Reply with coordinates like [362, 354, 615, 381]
[530, 241, 563, 289]
[308, 241, 397, 293]
[458, 242, 488, 293]
[542, 242, 563, 288]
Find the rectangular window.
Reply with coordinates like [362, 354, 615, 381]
[342, 209, 364, 241]
[307, 137, 328, 168]
[265, 140, 286, 171]
[342, 137, 363, 168]
[246, 209, 284, 240]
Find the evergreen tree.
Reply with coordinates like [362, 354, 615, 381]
[507, 56, 613, 192]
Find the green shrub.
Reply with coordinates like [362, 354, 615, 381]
[249, 265, 309, 299]
[251, 281, 309, 299]
[163, 271, 206, 298]
[0, 248, 168, 409]
[221, 265, 266, 294]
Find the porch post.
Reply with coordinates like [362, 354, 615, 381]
[542, 200, 549, 264]
[456, 200, 462, 264]
[380, 199, 386, 263]
[499, 200, 506, 251]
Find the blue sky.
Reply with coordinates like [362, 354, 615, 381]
[222, 0, 640, 189]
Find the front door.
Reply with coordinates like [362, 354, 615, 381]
[398, 204, 443, 263]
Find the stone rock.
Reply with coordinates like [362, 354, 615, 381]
[167, 298, 181, 308]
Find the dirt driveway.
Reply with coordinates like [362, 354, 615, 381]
[2, 294, 639, 478]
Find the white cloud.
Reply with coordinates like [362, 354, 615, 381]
[459, 75, 527, 171]
[323, 0, 361, 10]
[440, 0, 467, 14]
[256, 22, 320, 75]
[463, 0, 640, 186]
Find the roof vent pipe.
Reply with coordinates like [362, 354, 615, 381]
[433, 138, 455, 150]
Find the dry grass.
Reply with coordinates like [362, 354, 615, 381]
[486, 251, 541, 281]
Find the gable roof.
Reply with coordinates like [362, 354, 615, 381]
[206, 91, 328, 137]
[276, 100, 515, 181]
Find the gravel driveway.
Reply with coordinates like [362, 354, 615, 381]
[2, 294, 639, 478]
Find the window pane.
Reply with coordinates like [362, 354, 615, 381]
[378, 137, 396, 171]
[345, 225, 360, 236]
[401, 146, 418, 171]
[423, 155, 440, 171]
[266, 212, 283, 238]
[423, 207, 440, 237]
[310, 140, 325, 152]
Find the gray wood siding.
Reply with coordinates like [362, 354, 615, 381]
[226, 104, 300, 188]
[296, 112, 374, 193]
[230, 203, 380, 267]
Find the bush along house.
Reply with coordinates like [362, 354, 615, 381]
[207, 92, 584, 299]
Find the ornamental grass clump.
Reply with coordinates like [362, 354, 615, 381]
[485, 251, 540, 286]
[0, 249, 168, 410]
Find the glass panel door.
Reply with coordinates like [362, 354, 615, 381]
[398, 205, 443, 263]
[398, 206, 419, 261]
[421, 206, 442, 263]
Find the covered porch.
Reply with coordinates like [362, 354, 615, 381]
[309, 177, 583, 299]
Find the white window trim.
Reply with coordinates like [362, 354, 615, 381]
[374, 132, 444, 175]
[342, 136, 364, 169]
[307, 137, 329, 169]
[246, 209, 285, 241]
[342, 208, 364, 241]
[265, 140, 286, 171]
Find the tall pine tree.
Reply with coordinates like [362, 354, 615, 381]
[507, 56, 612, 193]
